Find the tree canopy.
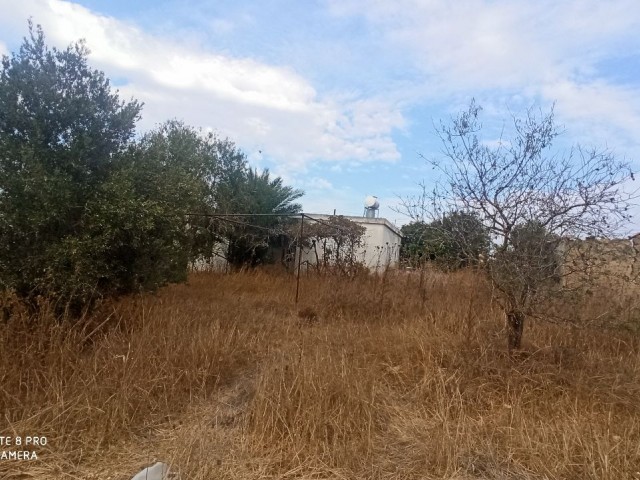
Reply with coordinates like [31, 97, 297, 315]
[224, 168, 303, 267]
[0, 23, 304, 315]
[401, 211, 489, 269]
[0, 23, 142, 312]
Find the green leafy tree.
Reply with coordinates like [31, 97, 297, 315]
[122, 125, 304, 271]
[0, 23, 306, 314]
[102, 121, 215, 293]
[401, 211, 489, 269]
[400, 221, 429, 266]
[0, 26, 234, 314]
[0, 23, 142, 312]
[139, 129, 303, 269]
[239, 168, 304, 216]
[134, 121, 245, 263]
[200, 133, 250, 215]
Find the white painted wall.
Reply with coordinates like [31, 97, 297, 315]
[189, 215, 403, 274]
[190, 241, 229, 272]
[299, 215, 402, 273]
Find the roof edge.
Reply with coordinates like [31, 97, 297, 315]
[304, 213, 402, 237]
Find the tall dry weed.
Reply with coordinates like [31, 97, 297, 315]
[1, 268, 639, 479]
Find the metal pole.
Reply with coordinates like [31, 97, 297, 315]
[295, 213, 304, 305]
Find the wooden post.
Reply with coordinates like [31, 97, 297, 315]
[295, 213, 305, 304]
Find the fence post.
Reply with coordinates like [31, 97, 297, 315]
[295, 213, 305, 304]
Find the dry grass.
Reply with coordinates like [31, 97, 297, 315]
[1, 269, 639, 479]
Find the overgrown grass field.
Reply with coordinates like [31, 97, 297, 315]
[1, 270, 639, 479]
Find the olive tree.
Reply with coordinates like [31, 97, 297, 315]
[0, 25, 224, 314]
[0, 23, 305, 315]
[0, 23, 142, 313]
[399, 100, 634, 351]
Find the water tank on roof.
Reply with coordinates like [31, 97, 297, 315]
[363, 195, 379, 218]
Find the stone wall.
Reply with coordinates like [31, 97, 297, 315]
[560, 235, 640, 293]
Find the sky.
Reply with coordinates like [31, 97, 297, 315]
[1, 0, 639, 226]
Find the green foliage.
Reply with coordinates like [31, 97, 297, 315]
[65, 166, 193, 303]
[242, 168, 303, 216]
[399, 221, 429, 265]
[226, 168, 303, 267]
[0, 23, 304, 314]
[401, 211, 489, 269]
[93, 122, 214, 295]
[134, 121, 242, 263]
[491, 220, 561, 305]
[0, 23, 142, 313]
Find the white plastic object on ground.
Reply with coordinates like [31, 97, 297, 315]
[131, 462, 171, 480]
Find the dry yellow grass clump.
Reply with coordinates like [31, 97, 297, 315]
[1, 269, 639, 479]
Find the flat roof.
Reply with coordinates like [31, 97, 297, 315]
[304, 214, 403, 237]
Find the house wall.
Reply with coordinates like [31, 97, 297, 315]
[190, 241, 229, 272]
[298, 215, 402, 273]
[359, 221, 402, 271]
[188, 215, 403, 274]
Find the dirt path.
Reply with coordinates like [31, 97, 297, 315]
[51, 371, 259, 480]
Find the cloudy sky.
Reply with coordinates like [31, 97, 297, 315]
[1, 0, 639, 224]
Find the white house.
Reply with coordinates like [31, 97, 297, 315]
[190, 240, 230, 272]
[298, 214, 403, 272]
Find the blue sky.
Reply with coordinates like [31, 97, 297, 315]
[1, 0, 639, 226]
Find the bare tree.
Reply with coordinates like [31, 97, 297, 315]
[398, 100, 635, 351]
[297, 216, 366, 276]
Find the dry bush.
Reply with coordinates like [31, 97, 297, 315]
[1, 269, 639, 479]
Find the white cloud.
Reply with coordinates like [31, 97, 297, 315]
[327, 0, 640, 162]
[0, 0, 403, 168]
[543, 80, 640, 150]
[328, 0, 640, 87]
[304, 177, 333, 190]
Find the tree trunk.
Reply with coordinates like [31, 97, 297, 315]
[507, 310, 525, 352]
